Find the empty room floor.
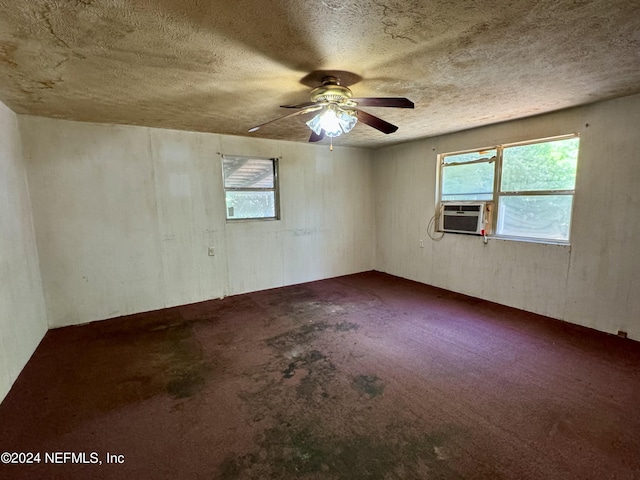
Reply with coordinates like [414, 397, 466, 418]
[1, 271, 639, 479]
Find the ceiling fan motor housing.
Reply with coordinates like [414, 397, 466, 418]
[310, 76, 353, 103]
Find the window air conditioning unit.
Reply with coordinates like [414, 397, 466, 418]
[439, 202, 487, 235]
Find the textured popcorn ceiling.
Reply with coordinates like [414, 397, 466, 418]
[0, 0, 639, 148]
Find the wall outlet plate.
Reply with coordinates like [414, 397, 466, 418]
[208, 247, 215, 256]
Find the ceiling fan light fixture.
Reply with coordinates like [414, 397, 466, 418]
[248, 72, 413, 142]
[337, 109, 358, 133]
[306, 104, 358, 138]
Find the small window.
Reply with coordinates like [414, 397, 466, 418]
[222, 155, 279, 221]
[439, 136, 579, 243]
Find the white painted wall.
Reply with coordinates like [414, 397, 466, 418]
[19, 117, 374, 327]
[374, 93, 640, 341]
[0, 102, 47, 402]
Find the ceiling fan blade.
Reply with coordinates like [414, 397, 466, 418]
[355, 109, 399, 134]
[280, 101, 321, 109]
[309, 129, 325, 142]
[248, 105, 322, 132]
[351, 97, 414, 108]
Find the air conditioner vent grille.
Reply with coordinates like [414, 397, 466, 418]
[440, 202, 487, 235]
[443, 205, 481, 212]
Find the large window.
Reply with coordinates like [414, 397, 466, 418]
[439, 135, 579, 243]
[222, 155, 279, 221]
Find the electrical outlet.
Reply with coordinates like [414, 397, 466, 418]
[208, 247, 215, 256]
[419, 240, 424, 248]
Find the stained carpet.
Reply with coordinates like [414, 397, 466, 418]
[1, 271, 639, 479]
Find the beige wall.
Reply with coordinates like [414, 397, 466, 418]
[19, 117, 375, 328]
[0, 102, 47, 401]
[374, 93, 640, 341]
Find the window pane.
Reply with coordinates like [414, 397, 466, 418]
[223, 157, 274, 188]
[443, 149, 496, 165]
[225, 191, 276, 219]
[497, 195, 573, 241]
[442, 162, 494, 201]
[501, 137, 579, 192]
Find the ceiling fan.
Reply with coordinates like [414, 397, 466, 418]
[248, 74, 414, 144]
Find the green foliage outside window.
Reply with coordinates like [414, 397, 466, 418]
[440, 136, 579, 242]
[501, 138, 578, 192]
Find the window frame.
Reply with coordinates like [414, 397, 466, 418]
[437, 134, 579, 244]
[221, 154, 280, 222]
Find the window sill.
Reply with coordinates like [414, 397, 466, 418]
[489, 235, 570, 246]
[225, 217, 281, 223]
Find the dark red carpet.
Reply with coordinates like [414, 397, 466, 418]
[1, 271, 639, 479]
